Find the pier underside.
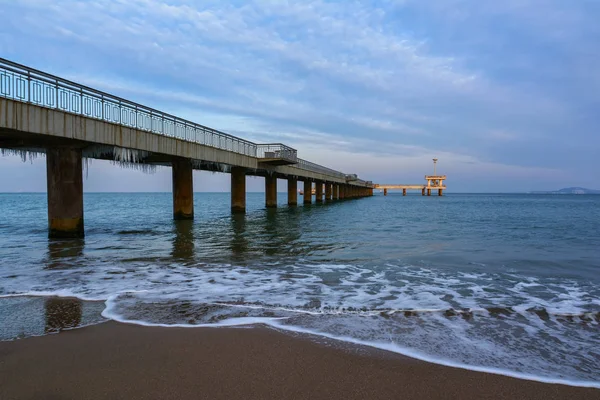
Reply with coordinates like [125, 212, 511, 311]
[0, 103, 373, 237]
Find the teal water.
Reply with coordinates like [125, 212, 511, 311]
[0, 193, 599, 386]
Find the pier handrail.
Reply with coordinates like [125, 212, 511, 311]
[0, 58, 363, 182]
[296, 158, 346, 179]
[256, 143, 298, 163]
[0, 58, 258, 156]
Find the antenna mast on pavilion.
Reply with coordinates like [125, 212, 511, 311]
[433, 158, 438, 176]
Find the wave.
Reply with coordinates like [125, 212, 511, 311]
[1, 260, 599, 388]
[96, 296, 600, 389]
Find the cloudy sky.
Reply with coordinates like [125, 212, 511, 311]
[1, 0, 598, 192]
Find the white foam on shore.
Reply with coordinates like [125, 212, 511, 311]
[2, 262, 599, 388]
[98, 296, 600, 389]
[266, 320, 600, 389]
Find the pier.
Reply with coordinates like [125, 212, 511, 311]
[0, 58, 374, 238]
[375, 159, 447, 196]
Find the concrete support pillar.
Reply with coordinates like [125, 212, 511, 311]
[265, 175, 277, 208]
[369, 188, 374, 196]
[384, 188, 388, 196]
[325, 183, 332, 201]
[303, 181, 312, 204]
[333, 184, 339, 200]
[438, 189, 443, 196]
[231, 167, 246, 213]
[46, 147, 84, 238]
[172, 158, 194, 220]
[288, 178, 298, 206]
[403, 188, 407, 196]
[427, 188, 431, 196]
[315, 181, 324, 203]
[339, 185, 345, 200]
[422, 188, 425, 196]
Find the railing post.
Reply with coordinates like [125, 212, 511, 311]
[27, 71, 31, 103]
[55, 79, 58, 109]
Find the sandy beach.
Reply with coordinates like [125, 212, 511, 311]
[0, 321, 598, 400]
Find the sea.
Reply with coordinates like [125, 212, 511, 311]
[0, 192, 599, 387]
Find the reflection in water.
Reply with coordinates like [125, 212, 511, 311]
[172, 219, 195, 260]
[44, 297, 82, 333]
[230, 213, 249, 261]
[261, 208, 302, 257]
[46, 238, 85, 270]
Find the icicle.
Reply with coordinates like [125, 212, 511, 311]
[83, 158, 92, 179]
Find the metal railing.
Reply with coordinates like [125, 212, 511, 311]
[0, 58, 256, 156]
[0, 57, 362, 182]
[296, 159, 346, 180]
[256, 143, 297, 163]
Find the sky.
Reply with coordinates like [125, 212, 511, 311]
[1, 0, 599, 192]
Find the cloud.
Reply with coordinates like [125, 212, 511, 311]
[1, 0, 598, 191]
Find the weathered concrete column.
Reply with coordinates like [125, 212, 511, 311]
[231, 167, 246, 213]
[422, 188, 426, 196]
[288, 178, 298, 206]
[438, 189, 443, 196]
[384, 188, 388, 196]
[325, 183, 332, 201]
[303, 181, 312, 204]
[172, 158, 194, 220]
[339, 185, 345, 200]
[333, 184, 339, 200]
[265, 175, 277, 208]
[370, 188, 374, 196]
[427, 188, 431, 196]
[46, 147, 84, 238]
[315, 181, 324, 203]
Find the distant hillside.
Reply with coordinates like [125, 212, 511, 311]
[529, 187, 600, 194]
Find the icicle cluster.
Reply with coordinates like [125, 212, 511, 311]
[110, 160, 157, 173]
[83, 145, 158, 174]
[113, 147, 150, 163]
[0, 148, 44, 163]
[82, 145, 115, 159]
[191, 160, 232, 174]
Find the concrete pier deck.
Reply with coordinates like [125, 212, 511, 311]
[0, 58, 374, 237]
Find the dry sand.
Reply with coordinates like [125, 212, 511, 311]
[0, 321, 598, 400]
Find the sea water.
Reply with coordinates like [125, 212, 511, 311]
[0, 192, 599, 387]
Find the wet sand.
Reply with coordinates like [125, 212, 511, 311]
[0, 321, 598, 400]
